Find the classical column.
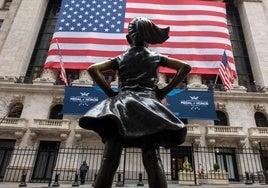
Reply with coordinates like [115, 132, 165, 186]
[0, 0, 48, 79]
[33, 69, 58, 85]
[264, 0, 268, 22]
[187, 75, 207, 90]
[72, 70, 93, 86]
[0, 0, 6, 9]
[235, 0, 268, 92]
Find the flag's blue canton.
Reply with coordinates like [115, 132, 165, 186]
[56, 0, 126, 33]
[221, 51, 228, 67]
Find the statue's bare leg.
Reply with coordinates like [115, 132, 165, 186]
[94, 136, 123, 188]
[142, 141, 167, 188]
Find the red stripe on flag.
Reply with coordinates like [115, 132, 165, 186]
[44, 62, 91, 70]
[127, 0, 226, 7]
[123, 19, 228, 28]
[125, 8, 226, 18]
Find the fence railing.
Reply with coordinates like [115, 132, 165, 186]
[1, 145, 267, 185]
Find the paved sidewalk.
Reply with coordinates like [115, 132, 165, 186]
[0, 182, 267, 188]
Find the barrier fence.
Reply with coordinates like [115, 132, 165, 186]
[0, 144, 267, 185]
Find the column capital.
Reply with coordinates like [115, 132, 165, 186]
[187, 74, 208, 91]
[33, 69, 57, 85]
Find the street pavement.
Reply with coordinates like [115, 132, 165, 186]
[0, 182, 267, 188]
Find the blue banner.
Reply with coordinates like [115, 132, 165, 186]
[62, 86, 217, 120]
[166, 90, 218, 120]
[61, 86, 109, 115]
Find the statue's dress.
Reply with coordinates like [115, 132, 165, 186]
[79, 47, 187, 148]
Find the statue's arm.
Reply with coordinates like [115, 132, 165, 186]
[159, 57, 191, 98]
[88, 60, 118, 97]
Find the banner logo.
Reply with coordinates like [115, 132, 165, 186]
[180, 95, 209, 110]
[70, 92, 99, 106]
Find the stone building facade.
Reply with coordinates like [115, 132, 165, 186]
[0, 0, 267, 184]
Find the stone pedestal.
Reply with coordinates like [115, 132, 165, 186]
[178, 172, 197, 185]
[207, 171, 229, 185]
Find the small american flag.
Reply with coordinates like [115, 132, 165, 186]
[45, 0, 236, 75]
[219, 50, 234, 91]
[56, 40, 68, 86]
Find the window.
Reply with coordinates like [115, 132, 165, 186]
[166, 74, 187, 89]
[202, 1, 254, 91]
[49, 104, 63, 119]
[103, 71, 116, 84]
[56, 69, 80, 85]
[254, 112, 267, 127]
[202, 75, 225, 91]
[26, 0, 82, 85]
[170, 146, 192, 180]
[25, 0, 61, 83]
[214, 110, 228, 126]
[8, 103, 23, 118]
[32, 141, 60, 181]
[224, 0, 254, 90]
[0, 20, 3, 28]
[0, 139, 16, 180]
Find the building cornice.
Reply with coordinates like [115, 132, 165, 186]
[214, 91, 268, 102]
[0, 83, 65, 95]
[235, 0, 262, 3]
[0, 83, 267, 102]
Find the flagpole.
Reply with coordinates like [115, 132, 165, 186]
[56, 39, 68, 86]
[56, 39, 62, 57]
[214, 74, 219, 85]
[215, 45, 228, 88]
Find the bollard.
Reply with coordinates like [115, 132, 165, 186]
[250, 173, 254, 183]
[116, 173, 124, 187]
[19, 171, 27, 187]
[72, 173, 79, 187]
[245, 171, 253, 185]
[52, 173, 60, 187]
[264, 170, 268, 184]
[137, 172, 144, 186]
[92, 173, 97, 187]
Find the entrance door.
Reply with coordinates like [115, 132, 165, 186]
[32, 141, 60, 182]
[216, 147, 239, 181]
[171, 146, 192, 180]
[0, 139, 16, 181]
[260, 145, 268, 172]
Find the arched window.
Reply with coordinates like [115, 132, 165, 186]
[214, 111, 228, 126]
[254, 112, 267, 127]
[49, 104, 63, 119]
[8, 103, 23, 118]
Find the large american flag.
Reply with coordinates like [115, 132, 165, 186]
[44, 0, 236, 75]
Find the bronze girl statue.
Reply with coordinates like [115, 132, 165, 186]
[79, 17, 191, 188]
